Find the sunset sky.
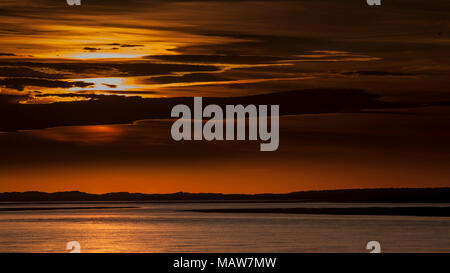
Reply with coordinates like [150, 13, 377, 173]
[0, 0, 449, 193]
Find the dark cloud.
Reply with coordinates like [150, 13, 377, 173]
[112, 62, 220, 76]
[102, 90, 160, 95]
[120, 44, 144, 48]
[0, 89, 408, 132]
[145, 73, 229, 84]
[169, 34, 329, 57]
[342, 71, 416, 77]
[0, 95, 448, 172]
[103, 43, 144, 48]
[83, 47, 101, 52]
[0, 66, 66, 79]
[35, 91, 159, 98]
[146, 54, 284, 64]
[0, 78, 93, 91]
[0, 53, 16, 56]
[0, 61, 221, 78]
[102, 83, 117, 88]
[0, 94, 29, 105]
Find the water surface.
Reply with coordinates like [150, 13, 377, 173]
[0, 202, 448, 253]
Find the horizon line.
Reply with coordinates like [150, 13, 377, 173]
[1, 187, 449, 196]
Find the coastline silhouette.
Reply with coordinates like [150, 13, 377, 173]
[1, 188, 448, 202]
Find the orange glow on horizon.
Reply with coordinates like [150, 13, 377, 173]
[1, 160, 450, 194]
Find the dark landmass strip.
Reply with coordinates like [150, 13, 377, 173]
[183, 207, 450, 217]
[0, 188, 449, 203]
[0, 206, 138, 212]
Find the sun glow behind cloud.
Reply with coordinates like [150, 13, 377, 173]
[68, 77, 136, 91]
[19, 96, 92, 104]
[69, 53, 145, 59]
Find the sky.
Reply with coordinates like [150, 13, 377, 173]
[0, 0, 449, 193]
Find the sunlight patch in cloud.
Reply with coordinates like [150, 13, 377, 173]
[69, 53, 144, 59]
[68, 77, 135, 91]
[19, 96, 92, 104]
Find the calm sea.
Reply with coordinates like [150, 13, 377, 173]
[0, 202, 448, 253]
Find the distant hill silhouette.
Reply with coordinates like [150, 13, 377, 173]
[0, 188, 449, 203]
